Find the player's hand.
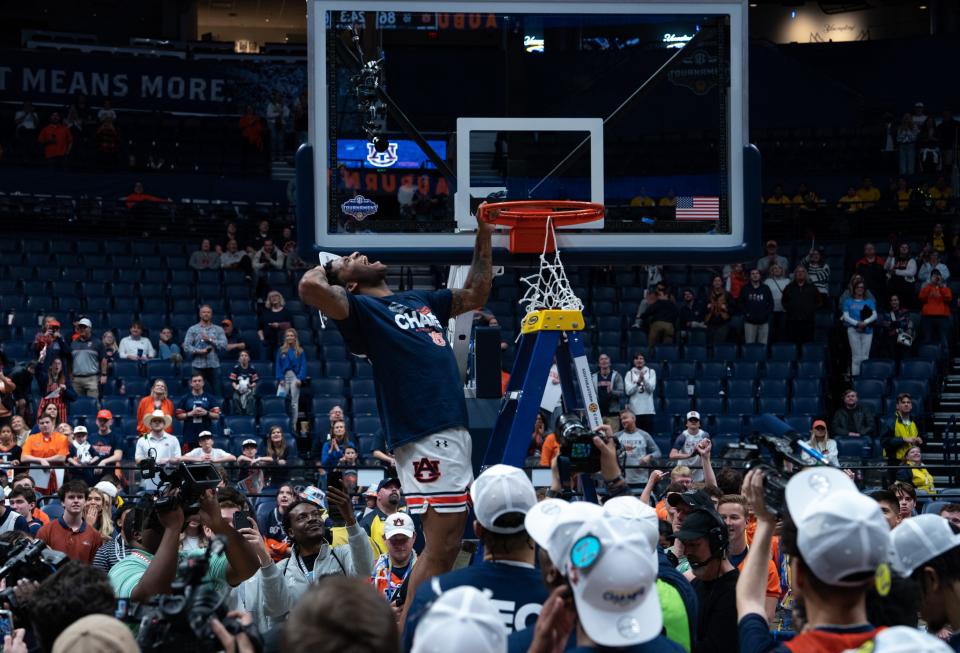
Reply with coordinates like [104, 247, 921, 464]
[476, 216, 496, 236]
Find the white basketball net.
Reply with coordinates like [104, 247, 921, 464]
[519, 217, 584, 316]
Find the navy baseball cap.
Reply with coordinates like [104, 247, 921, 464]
[377, 477, 401, 492]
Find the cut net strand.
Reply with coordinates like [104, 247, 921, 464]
[519, 216, 584, 316]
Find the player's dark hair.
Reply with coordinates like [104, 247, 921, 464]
[716, 466, 744, 496]
[29, 561, 116, 653]
[940, 503, 960, 515]
[479, 513, 531, 558]
[324, 260, 344, 287]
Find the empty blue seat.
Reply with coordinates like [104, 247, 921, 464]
[900, 359, 936, 380]
[712, 344, 738, 362]
[791, 397, 823, 415]
[353, 397, 379, 415]
[740, 344, 767, 362]
[790, 379, 821, 397]
[727, 379, 755, 397]
[694, 379, 723, 397]
[261, 416, 292, 436]
[712, 435, 741, 455]
[353, 416, 382, 435]
[113, 360, 142, 378]
[351, 379, 376, 397]
[322, 345, 348, 361]
[72, 397, 99, 416]
[801, 343, 827, 361]
[731, 361, 760, 379]
[758, 379, 788, 397]
[666, 361, 697, 381]
[258, 396, 288, 416]
[683, 345, 707, 362]
[663, 397, 693, 416]
[314, 378, 345, 397]
[354, 363, 373, 379]
[769, 343, 798, 361]
[891, 379, 926, 401]
[763, 361, 794, 380]
[836, 437, 872, 459]
[224, 416, 256, 435]
[796, 361, 825, 379]
[101, 396, 132, 417]
[652, 345, 680, 362]
[713, 415, 744, 435]
[699, 361, 727, 380]
[858, 396, 882, 416]
[726, 397, 756, 415]
[757, 397, 788, 415]
[783, 415, 811, 433]
[312, 396, 346, 416]
[853, 379, 887, 399]
[696, 397, 724, 416]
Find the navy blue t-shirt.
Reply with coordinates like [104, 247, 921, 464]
[176, 392, 221, 445]
[334, 290, 468, 449]
[403, 561, 547, 651]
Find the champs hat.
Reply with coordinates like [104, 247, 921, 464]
[470, 464, 537, 534]
[785, 466, 889, 586]
[567, 514, 662, 648]
[889, 514, 960, 577]
[411, 586, 507, 653]
[603, 496, 659, 552]
[525, 499, 602, 566]
[384, 512, 416, 540]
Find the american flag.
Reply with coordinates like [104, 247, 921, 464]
[676, 196, 720, 220]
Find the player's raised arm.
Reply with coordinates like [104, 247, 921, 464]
[298, 264, 350, 320]
[450, 219, 494, 316]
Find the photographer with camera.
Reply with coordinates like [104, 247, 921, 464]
[109, 488, 259, 603]
[737, 466, 891, 652]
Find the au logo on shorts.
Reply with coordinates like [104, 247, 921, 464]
[412, 457, 441, 483]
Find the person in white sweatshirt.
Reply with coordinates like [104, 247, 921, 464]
[625, 352, 657, 436]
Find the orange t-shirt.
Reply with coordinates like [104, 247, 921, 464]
[32, 507, 50, 525]
[37, 124, 72, 158]
[655, 498, 669, 522]
[540, 433, 560, 467]
[22, 432, 70, 459]
[734, 555, 781, 598]
[137, 397, 175, 434]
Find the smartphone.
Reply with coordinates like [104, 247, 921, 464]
[0, 609, 13, 640]
[327, 470, 343, 492]
[232, 510, 251, 531]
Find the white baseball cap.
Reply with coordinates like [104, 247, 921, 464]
[470, 465, 538, 534]
[73, 425, 88, 435]
[567, 514, 662, 648]
[411, 586, 506, 653]
[602, 496, 659, 552]
[77, 318, 93, 328]
[785, 467, 890, 586]
[889, 514, 960, 577]
[525, 499, 602, 566]
[384, 512, 416, 540]
[862, 626, 952, 653]
[685, 411, 700, 421]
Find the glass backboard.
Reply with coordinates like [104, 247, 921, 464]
[304, 0, 757, 264]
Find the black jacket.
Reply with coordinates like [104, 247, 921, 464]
[739, 283, 774, 325]
[831, 405, 877, 438]
[781, 281, 820, 321]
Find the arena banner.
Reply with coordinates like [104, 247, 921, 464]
[0, 49, 307, 115]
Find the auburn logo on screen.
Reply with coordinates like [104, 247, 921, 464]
[412, 457, 441, 483]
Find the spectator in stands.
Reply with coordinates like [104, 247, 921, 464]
[34, 398, 67, 435]
[725, 263, 748, 299]
[253, 239, 286, 292]
[0, 363, 16, 428]
[88, 412, 121, 480]
[320, 420, 356, 469]
[593, 354, 624, 427]
[890, 481, 917, 520]
[21, 414, 70, 493]
[360, 477, 403, 551]
[930, 222, 947, 254]
[219, 239, 252, 277]
[717, 494, 780, 622]
[283, 239, 309, 270]
[763, 263, 788, 342]
[221, 319, 251, 360]
[276, 328, 307, 428]
[239, 104, 265, 155]
[265, 426, 292, 487]
[677, 287, 707, 337]
[831, 389, 876, 440]
[881, 393, 922, 469]
[258, 290, 293, 359]
[856, 243, 888, 303]
[897, 112, 919, 175]
[791, 182, 820, 211]
[181, 430, 236, 463]
[841, 279, 877, 377]
[122, 181, 170, 210]
[616, 408, 660, 489]
[857, 177, 881, 210]
[929, 179, 953, 212]
[757, 240, 789, 275]
[0, 424, 21, 467]
[118, 321, 155, 361]
[800, 419, 839, 466]
[939, 503, 960, 527]
[782, 265, 819, 345]
[885, 242, 918, 309]
[38, 479, 101, 563]
[869, 489, 901, 529]
[189, 238, 220, 270]
[917, 116, 942, 173]
[175, 374, 221, 449]
[251, 219, 273, 252]
[10, 416, 30, 448]
[293, 89, 309, 145]
[643, 284, 679, 346]
[258, 482, 295, 545]
[669, 411, 711, 483]
[405, 465, 544, 642]
[69, 317, 107, 398]
[837, 186, 862, 213]
[9, 487, 43, 535]
[705, 275, 733, 344]
[101, 330, 119, 376]
[94, 117, 120, 170]
[0, 476, 29, 533]
[34, 317, 69, 381]
[229, 350, 258, 416]
[875, 294, 915, 361]
[37, 111, 73, 166]
[136, 379, 174, 435]
[801, 246, 830, 298]
[369, 511, 418, 602]
[97, 99, 117, 124]
[85, 485, 115, 541]
[157, 326, 183, 364]
[739, 467, 897, 652]
[13, 100, 39, 162]
[895, 446, 935, 494]
[625, 352, 657, 436]
[919, 268, 953, 348]
[765, 185, 791, 205]
[266, 91, 290, 158]
[740, 268, 773, 345]
[894, 177, 913, 211]
[182, 305, 228, 389]
[136, 409, 181, 467]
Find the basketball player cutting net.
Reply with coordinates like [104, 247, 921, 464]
[298, 220, 494, 623]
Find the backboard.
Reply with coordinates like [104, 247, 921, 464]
[303, 0, 758, 265]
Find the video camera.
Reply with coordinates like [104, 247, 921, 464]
[119, 537, 257, 653]
[0, 539, 69, 608]
[556, 413, 601, 475]
[726, 433, 810, 517]
[137, 453, 221, 515]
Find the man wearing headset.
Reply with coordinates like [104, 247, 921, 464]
[677, 506, 740, 653]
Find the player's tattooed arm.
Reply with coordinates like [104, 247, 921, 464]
[451, 220, 494, 316]
[298, 265, 350, 320]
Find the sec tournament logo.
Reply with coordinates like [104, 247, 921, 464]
[341, 195, 378, 221]
[366, 141, 398, 167]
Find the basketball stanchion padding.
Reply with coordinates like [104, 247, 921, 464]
[476, 200, 604, 254]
